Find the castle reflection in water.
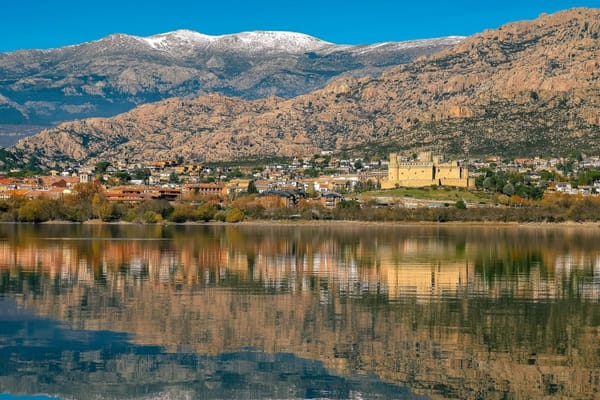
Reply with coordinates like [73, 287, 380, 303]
[1, 224, 599, 399]
[1, 224, 599, 301]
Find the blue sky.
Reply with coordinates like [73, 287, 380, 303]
[2, 0, 600, 51]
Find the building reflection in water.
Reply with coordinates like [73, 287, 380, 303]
[0, 224, 599, 399]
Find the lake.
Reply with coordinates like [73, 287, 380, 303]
[0, 223, 599, 399]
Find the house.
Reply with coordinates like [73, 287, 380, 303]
[331, 176, 359, 192]
[321, 192, 343, 209]
[184, 183, 227, 198]
[155, 187, 182, 201]
[254, 180, 271, 193]
[105, 186, 148, 203]
[555, 182, 573, 193]
[105, 186, 181, 203]
[0, 189, 31, 200]
[226, 179, 251, 195]
[148, 175, 161, 185]
[257, 190, 305, 208]
[79, 173, 92, 184]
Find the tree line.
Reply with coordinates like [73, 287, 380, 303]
[3, 183, 600, 224]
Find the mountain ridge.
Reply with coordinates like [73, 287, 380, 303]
[0, 30, 462, 129]
[9, 8, 600, 168]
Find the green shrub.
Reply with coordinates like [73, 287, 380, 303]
[455, 199, 467, 209]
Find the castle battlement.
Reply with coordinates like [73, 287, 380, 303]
[394, 162, 434, 167]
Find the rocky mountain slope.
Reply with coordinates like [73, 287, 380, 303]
[12, 8, 600, 167]
[0, 30, 460, 126]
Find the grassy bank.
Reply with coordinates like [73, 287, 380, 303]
[360, 186, 491, 203]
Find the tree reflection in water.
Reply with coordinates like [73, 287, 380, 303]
[0, 224, 599, 399]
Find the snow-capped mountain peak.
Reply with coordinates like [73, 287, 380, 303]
[91, 29, 463, 58]
[140, 30, 215, 50]
[219, 31, 332, 52]
[0, 26, 465, 127]
[134, 29, 331, 54]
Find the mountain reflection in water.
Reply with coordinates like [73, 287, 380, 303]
[0, 223, 599, 399]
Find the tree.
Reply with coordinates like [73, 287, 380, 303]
[137, 199, 174, 219]
[353, 160, 363, 170]
[225, 208, 245, 223]
[64, 182, 103, 221]
[247, 180, 258, 194]
[92, 193, 113, 221]
[503, 182, 515, 197]
[304, 168, 319, 178]
[169, 172, 179, 184]
[455, 199, 467, 209]
[483, 177, 493, 191]
[95, 161, 111, 174]
[169, 204, 197, 222]
[114, 171, 131, 183]
[133, 168, 151, 181]
[197, 203, 217, 221]
[142, 211, 162, 223]
[18, 198, 53, 222]
[229, 169, 244, 178]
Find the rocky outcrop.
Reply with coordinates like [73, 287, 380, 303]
[11, 8, 600, 167]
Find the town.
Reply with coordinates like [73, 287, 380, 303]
[1, 152, 600, 223]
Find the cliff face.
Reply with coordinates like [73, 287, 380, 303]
[12, 8, 600, 167]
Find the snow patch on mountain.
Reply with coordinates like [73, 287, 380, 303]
[216, 31, 332, 52]
[133, 29, 464, 56]
[323, 36, 465, 55]
[141, 29, 216, 50]
[136, 30, 333, 54]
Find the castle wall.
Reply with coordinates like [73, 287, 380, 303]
[384, 153, 471, 189]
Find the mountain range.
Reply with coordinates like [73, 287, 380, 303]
[0, 30, 460, 127]
[8, 8, 600, 168]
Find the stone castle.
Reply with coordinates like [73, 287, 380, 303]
[382, 152, 471, 189]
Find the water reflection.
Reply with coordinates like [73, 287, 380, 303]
[0, 301, 415, 400]
[1, 223, 600, 399]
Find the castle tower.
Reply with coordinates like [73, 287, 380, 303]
[418, 151, 433, 162]
[388, 153, 399, 182]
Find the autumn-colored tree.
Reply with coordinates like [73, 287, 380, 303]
[225, 208, 245, 223]
[92, 193, 114, 221]
[196, 203, 218, 221]
[142, 211, 163, 223]
[169, 204, 197, 222]
[17, 197, 59, 223]
[64, 182, 103, 221]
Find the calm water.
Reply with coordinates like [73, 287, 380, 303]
[0, 223, 599, 399]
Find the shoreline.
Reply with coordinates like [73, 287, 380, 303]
[238, 219, 600, 229]
[7, 219, 597, 229]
